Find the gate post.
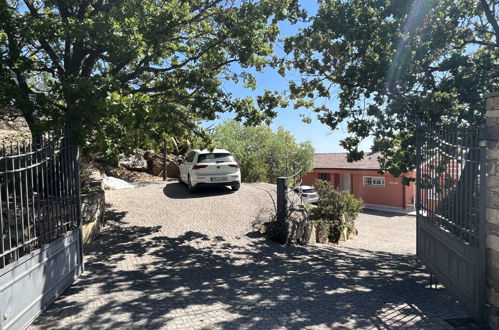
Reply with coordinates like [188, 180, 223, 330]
[485, 91, 499, 329]
[276, 177, 288, 223]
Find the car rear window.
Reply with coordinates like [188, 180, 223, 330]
[197, 153, 234, 163]
[302, 189, 316, 193]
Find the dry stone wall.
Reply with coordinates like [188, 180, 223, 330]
[81, 169, 106, 244]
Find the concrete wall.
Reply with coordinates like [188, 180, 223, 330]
[302, 169, 415, 208]
[485, 91, 499, 329]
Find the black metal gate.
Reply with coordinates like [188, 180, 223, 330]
[416, 119, 486, 323]
[0, 129, 83, 330]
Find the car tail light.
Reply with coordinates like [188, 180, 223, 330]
[192, 165, 208, 170]
[229, 164, 240, 168]
[302, 194, 309, 197]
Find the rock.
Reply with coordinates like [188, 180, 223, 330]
[145, 153, 182, 177]
[167, 161, 180, 179]
[143, 150, 155, 161]
[314, 220, 331, 244]
[148, 156, 164, 176]
[119, 150, 147, 171]
[346, 220, 358, 240]
[304, 222, 316, 244]
[260, 221, 287, 244]
[286, 207, 310, 245]
[0, 115, 31, 144]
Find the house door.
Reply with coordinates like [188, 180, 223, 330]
[333, 173, 340, 189]
[340, 173, 351, 193]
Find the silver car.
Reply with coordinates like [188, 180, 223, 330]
[293, 185, 319, 204]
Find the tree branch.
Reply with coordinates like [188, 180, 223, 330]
[480, 0, 499, 45]
[81, 50, 102, 77]
[455, 39, 497, 49]
[23, 0, 65, 74]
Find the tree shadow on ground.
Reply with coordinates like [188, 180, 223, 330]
[163, 182, 234, 199]
[32, 210, 471, 330]
[361, 209, 411, 218]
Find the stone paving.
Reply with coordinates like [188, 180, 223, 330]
[31, 181, 471, 329]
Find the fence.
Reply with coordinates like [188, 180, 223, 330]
[0, 128, 81, 269]
[416, 120, 484, 244]
[415, 119, 486, 323]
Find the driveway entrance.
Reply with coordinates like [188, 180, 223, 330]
[31, 181, 470, 329]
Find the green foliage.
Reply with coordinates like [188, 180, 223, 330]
[310, 180, 362, 243]
[285, 0, 498, 177]
[211, 120, 314, 183]
[310, 180, 363, 222]
[313, 219, 331, 244]
[0, 0, 304, 158]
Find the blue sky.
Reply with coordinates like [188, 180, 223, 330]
[203, 0, 374, 153]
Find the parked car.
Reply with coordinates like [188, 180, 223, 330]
[293, 185, 319, 204]
[179, 149, 241, 193]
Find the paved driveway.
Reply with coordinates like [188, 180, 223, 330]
[32, 181, 469, 329]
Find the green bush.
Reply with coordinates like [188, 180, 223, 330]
[313, 219, 331, 244]
[310, 180, 363, 222]
[310, 180, 363, 243]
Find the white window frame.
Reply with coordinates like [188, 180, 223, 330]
[363, 176, 385, 187]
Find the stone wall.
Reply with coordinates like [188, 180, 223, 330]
[0, 115, 31, 144]
[485, 91, 499, 329]
[81, 169, 106, 244]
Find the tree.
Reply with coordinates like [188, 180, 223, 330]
[211, 120, 315, 182]
[284, 0, 498, 178]
[0, 0, 304, 157]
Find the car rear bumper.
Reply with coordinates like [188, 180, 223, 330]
[191, 173, 241, 186]
[195, 180, 240, 188]
[303, 196, 319, 204]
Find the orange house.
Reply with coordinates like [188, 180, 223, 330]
[301, 152, 415, 210]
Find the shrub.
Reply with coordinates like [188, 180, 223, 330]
[313, 219, 331, 244]
[310, 180, 363, 222]
[310, 180, 363, 243]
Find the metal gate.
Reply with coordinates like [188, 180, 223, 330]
[416, 119, 486, 323]
[0, 129, 84, 330]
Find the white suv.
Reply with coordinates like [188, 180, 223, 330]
[179, 149, 241, 192]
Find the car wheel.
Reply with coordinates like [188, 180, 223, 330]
[188, 175, 197, 193]
[231, 183, 240, 191]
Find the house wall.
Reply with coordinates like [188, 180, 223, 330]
[302, 168, 415, 209]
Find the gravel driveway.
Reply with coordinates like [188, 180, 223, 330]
[31, 181, 470, 329]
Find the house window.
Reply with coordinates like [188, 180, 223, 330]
[318, 173, 331, 181]
[364, 176, 385, 187]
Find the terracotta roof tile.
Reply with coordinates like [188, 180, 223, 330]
[314, 152, 382, 170]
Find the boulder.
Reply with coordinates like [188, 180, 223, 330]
[260, 220, 288, 244]
[148, 156, 164, 176]
[304, 222, 317, 244]
[346, 220, 358, 240]
[314, 220, 331, 244]
[0, 115, 31, 144]
[143, 150, 155, 161]
[167, 161, 180, 179]
[286, 207, 309, 245]
[119, 150, 148, 171]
